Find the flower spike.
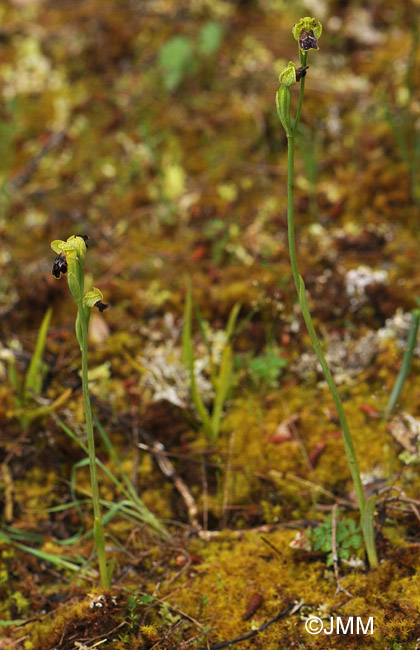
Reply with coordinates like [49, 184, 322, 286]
[49, 233, 111, 587]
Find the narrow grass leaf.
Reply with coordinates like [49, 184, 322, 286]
[385, 309, 420, 417]
[24, 307, 52, 396]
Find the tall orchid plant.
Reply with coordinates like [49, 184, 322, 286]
[275, 19, 378, 568]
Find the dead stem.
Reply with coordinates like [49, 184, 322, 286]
[202, 456, 209, 533]
[138, 586, 206, 630]
[196, 601, 303, 650]
[221, 429, 236, 528]
[165, 548, 192, 588]
[130, 404, 139, 493]
[151, 441, 201, 531]
[182, 627, 216, 648]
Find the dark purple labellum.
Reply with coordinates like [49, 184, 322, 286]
[52, 253, 68, 279]
[296, 65, 309, 81]
[298, 29, 318, 51]
[94, 300, 108, 312]
[76, 234, 89, 248]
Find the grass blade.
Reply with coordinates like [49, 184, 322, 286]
[210, 303, 240, 439]
[182, 277, 214, 439]
[385, 309, 420, 417]
[24, 307, 52, 397]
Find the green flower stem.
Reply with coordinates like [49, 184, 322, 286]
[285, 121, 378, 568]
[385, 309, 420, 418]
[292, 51, 308, 137]
[78, 301, 109, 588]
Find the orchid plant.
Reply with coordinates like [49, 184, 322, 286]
[275, 19, 378, 568]
[51, 234, 110, 587]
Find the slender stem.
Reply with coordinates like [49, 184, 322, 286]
[406, 18, 419, 103]
[286, 132, 378, 567]
[292, 51, 308, 137]
[385, 310, 420, 417]
[286, 136, 299, 289]
[79, 303, 109, 588]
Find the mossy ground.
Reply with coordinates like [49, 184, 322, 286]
[1, 0, 420, 648]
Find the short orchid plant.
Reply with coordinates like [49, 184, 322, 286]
[51, 234, 110, 587]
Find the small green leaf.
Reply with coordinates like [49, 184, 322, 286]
[348, 534, 363, 548]
[199, 21, 223, 56]
[159, 36, 194, 91]
[336, 529, 348, 543]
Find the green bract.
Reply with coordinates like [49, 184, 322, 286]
[276, 86, 292, 137]
[279, 61, 297, 87]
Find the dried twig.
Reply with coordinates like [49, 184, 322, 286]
[202, 456, 208, 532]
[376, 486, 420, 524]
[150, 441, 202, 532]
[130, 405, 140, 492]
[137, 588, 205, 630]
[198, 521, 310, 541]
[181, 627, 216, 648]
[165, 548, 192, 588]
[221, 429, 236, 528]
[260, 536, 283, 559]
[196, 601, 302, 650]
[95, 404, 201, 531]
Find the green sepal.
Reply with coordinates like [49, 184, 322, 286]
[68, 271, 82, 301]
[276, 86, 292, 137]
[75, 311, 83, 350]
[279, 61, 297, 87]
[83, 287, 104, 308]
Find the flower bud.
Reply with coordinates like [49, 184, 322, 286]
[83, 287, 107, 311]
[276, 86, 292, 137]
[68, 271, 82, 301]
[292, 17, 322, 51]
[279, 61, 297, 88]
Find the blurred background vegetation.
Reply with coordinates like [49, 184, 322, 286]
[1, 0, 420, 644]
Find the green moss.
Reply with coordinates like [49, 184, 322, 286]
[166, 531, 420, 648]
